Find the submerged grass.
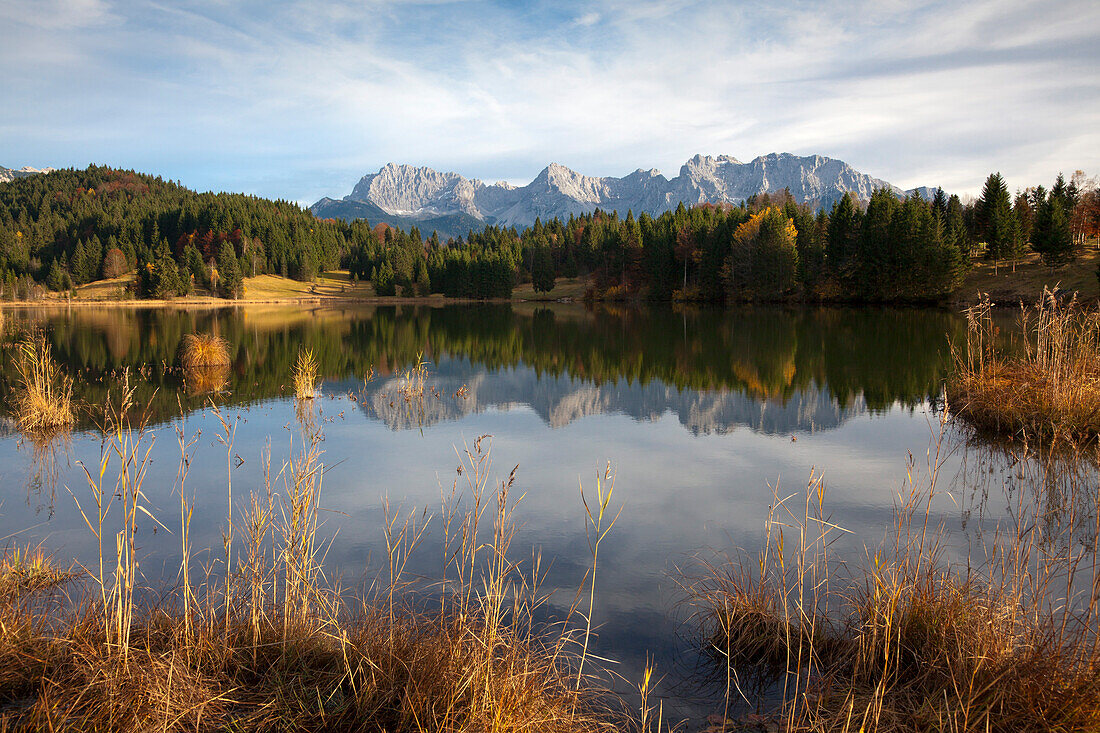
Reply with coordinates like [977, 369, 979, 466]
[0, 384, 637, 731]
[12, 335, 75, 433]
[687, 419, 1100, 732]
[947, 289, 1100, 445]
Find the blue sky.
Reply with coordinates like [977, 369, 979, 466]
[2, 0, 1097, 204]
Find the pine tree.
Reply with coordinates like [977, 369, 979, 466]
[414, 258, 431, 296]
[977, 173, 1017, 268]
[531, 243, 555, 293]
[372, 261, 396, 296]
[217, 241, 242, 299]
[184, 245, 207, 289]
[70, 239, 89, 285]
[827, 193, 861, 286]
[1032, 197, 1075, 268]
[45, 258, 64, 291]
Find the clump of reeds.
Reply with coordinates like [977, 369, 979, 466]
[687, 425, 1100, 732]
[177, 333, 231, 369]
[0, 544, 74, 595]
[0, 396, 626, 730]
[12, 335, 75, 432]
[293, 347, 318, 399]
[947, 289, 1100, 445]
[397, 351, 428, 404]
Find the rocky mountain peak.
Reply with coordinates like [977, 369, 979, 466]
[314, 154, 939, 233]
[0, 165, 54, 184]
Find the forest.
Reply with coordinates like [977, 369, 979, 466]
[1, 166, 1097, 303]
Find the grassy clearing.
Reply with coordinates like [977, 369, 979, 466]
[686, 423, 1100, 732]
[243, 271, 377, 301]
[957, 247, 1100, 305]
[513, 277, 591, 301]
[947, 289, 1100, 445]
[177, 333, 231, 369]
[12, 335, 75, 433]
[71, 273, 137, 301]
[0, 382, 642, 731]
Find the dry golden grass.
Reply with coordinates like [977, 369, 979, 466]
[177, 333, 231, 369]
[0, 545, 75, 595]
[513, 276, 592, 301]
[947, 289, 1100, 445]
[0, 398, 632, 731]
[242, 271, 377, 301]
[72, 272, 136, 300]
[293, 348, 319, 400]
[12, 335, 75, 433]
[687, 423, 1100, 733]
[958, 247, 1100, 305]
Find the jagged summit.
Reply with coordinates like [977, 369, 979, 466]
[312, 154, 938, 231]
[0, 165, 55, 184]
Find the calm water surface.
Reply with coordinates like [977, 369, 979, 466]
[0, 304, 1042, 720]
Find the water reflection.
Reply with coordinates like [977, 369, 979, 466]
[0, 304, 963, 434]
[19, 429, 70, 518]
[3, 303, 1037, 724]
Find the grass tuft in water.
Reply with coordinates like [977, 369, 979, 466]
[687, 423, 1100, 732]
[293, 348, 318, 400]
[177, 333, 231, 369]
[12, 335, 75, 433]
[947, 288, 1100, 446]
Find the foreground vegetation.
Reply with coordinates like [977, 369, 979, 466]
[0, 383, 639, 730]
[947, 289, 1100, 445]
[687, 426, 1100, 732]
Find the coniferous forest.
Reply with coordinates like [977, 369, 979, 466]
[1, 165, 1097, 303]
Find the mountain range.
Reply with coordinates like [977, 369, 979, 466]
[0, 165, 55, 184]
[311, 153, 938, 239]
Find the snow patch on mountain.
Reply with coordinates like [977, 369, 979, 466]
[0, 165, 55, 184]
[316, 154, 940, 229]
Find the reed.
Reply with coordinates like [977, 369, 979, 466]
[12, 335, 75, 432]
[293, 347, 318, 399]
[0, 544, 74, 595]
[947, 289, 1100, 445]
[177, 333, 231, 369]
[687, 419, 1100, 732]
[0, 405, 631, 731]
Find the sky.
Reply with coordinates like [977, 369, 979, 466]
[1, 0, 1098, 205]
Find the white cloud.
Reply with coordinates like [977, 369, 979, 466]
[0, 0, 1096, 201]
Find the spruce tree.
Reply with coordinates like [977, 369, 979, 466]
[531, 243, 555, 293]
[1032, 197, 1075, 268]
[827, 193, 861, 284]
[977, 173, 1017, 267]
[217, 241, 243, 299]
[45, 258, 64, 291]
[70, 239, 88, 285]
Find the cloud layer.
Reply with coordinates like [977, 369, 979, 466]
[1, 0, 1097, 203]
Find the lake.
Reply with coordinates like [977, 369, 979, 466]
[0, 303, 1060, 721]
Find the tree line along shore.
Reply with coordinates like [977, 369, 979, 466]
[1, 165, 1097, 305]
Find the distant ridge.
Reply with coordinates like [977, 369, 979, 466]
[0, 165, 55, 184]
[311, 153, 939, 237]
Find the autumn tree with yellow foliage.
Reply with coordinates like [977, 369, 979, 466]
[723, 207, 800, 300]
